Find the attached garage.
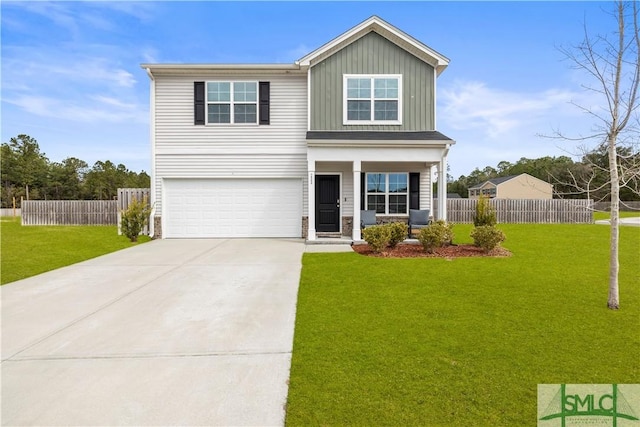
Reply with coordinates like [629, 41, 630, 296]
[163, 178, 302, 238]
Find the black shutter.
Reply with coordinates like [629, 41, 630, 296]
[259, 81, 270, 125]
[409, 172, 420, 210]
[194, 82, 205, 125]
[361, 172, 366, 209]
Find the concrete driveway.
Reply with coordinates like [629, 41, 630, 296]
[1, 239, 305, 426]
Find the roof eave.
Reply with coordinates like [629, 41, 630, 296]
[141, 63, 306, 76]
[296, 15, 449, 73]
[306, 140, 453, 149]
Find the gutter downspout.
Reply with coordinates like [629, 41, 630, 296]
[145, 67, 157, 238]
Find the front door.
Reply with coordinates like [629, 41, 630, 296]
[315, 175, 340, 232]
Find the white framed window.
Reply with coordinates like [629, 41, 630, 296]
[343, 74, 402, 125]
[366, 173, 408, 214]
[206, 81, 258, 124]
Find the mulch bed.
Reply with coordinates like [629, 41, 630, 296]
[351, 243, 512, 258]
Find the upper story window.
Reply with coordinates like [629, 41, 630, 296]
[343, 75, 402, 125]
[207, 81, 257, 124]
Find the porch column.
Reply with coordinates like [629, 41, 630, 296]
[353, 160, 362, 241]
[307, 161, 316, 240]
[438, 156, 447, 221]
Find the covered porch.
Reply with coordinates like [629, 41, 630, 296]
[306, 132, 454, 241]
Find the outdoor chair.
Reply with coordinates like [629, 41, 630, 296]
[360, 209, 377, 229]
[408, 209, 432, 236]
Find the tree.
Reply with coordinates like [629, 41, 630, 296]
[555, 1, 640, 309]
[3, 135, 49, 201]
[1, 134, 150, 206]
[47, 157, 88, 200]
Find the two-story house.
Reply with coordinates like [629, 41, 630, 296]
[468, 173, 553, 199]
[142, 16, 455, 240]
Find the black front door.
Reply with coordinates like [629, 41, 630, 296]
[316, 175, 340, 232]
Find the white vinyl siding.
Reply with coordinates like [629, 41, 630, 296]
[153, 74, 308, 216]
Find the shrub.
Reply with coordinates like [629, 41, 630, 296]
[470, 225, 506, 252]
[417, 220, 454, 253]
[387, 222, 408, 248]
[362, 225, 391, 253]
[120, 196, 151, 242]
[474, 195, 497, 227]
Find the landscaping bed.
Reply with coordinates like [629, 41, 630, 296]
[352, 242, 511, 258]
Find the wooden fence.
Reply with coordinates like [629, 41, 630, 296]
[21, 188, 151, 226]
[433, 199, 594, 224]
[0, 208, 21, 217]
[22, 200, 117, 225]
[116, 188, 151, 235]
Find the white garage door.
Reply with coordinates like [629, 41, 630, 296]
[164, 178, 302, 238]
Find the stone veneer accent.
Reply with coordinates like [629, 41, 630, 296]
[375, 215, 410, 225]
[301, 216, 308, 239]
[153, 216, 162, 239]
[342, 216, 353, 237]
[303, 216, 354, 238]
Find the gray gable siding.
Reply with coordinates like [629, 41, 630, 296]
[310, 31, 435, 131]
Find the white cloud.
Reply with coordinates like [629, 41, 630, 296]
[286, 44, 314, 61]
[141, 48, 159, 64]
[437, 80, 606, 177]
[2, 1, 157, 36]
[6, 95, 146, 124]
[439, 80, 577, 138]
[2, 43, 144, 124]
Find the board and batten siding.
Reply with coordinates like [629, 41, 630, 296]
[153, 74, 309, 214]
[310, 32, 435, 131]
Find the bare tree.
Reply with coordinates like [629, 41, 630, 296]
[555, 1, 640, 309]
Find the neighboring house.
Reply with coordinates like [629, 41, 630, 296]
[468, 173, 553, 199]
[142, 16, 455, 240]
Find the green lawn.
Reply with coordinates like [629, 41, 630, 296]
[1, 217, 151, 285]
[286, 223, 640, 426]
[593, 210, 640, 221]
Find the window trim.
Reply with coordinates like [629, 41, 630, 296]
[205, 81, 258, 125]
[365, 172, 409, 215]
[343, 74, 403, 125]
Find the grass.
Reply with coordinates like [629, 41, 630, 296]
[593, 210, 640, 221]
[286, 223, 640, 426]
[1, 217, 151, 285]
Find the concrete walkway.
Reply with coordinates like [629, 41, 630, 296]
[1, 239, 305, 426]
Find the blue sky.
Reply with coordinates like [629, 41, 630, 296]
[1, 1, 614, 178]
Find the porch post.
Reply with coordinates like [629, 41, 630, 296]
[438, 155, 447, 221]
[353, 160, 362, 241]
[307, 161, 316, 240]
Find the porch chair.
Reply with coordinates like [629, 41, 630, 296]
[408, 209, 432, 236]
[360, 210, 377, 230]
